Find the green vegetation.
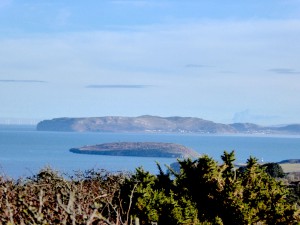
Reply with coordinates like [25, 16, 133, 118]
[261, 162, 285, 178]
[0, 152, 299, 224]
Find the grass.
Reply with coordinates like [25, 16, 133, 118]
[280, 163, 300, 173]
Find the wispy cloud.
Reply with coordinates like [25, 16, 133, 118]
[185, 64, 213, 68]
[86, 84, 151, 89]
[218, 70, 236, 74]
[0, 79, 46, 83]
[269, 68, 300, 75]
[1, 18, 300, 123]
[110, 0, 166, 7]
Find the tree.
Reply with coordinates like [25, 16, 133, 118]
[261, 162, 285, 178]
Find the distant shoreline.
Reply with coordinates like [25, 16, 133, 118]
[2, 124, 300, 138]
[36, 116, 300, 135]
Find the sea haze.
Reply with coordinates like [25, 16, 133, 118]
[0, 125, 299, 179]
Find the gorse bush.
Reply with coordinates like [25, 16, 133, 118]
[121, 152, 300, 225]
[0, 152, 299, 224]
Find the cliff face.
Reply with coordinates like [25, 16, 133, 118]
[36, 115, 300, 134]
[36, 118, 77, 132]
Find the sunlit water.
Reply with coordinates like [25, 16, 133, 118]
[0, 125, 299, 178]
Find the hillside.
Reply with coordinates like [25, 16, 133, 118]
[36, 115, 300, 134]
[70, 142, 200, 158]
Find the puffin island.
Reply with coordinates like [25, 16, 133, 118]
[70, 142, 200, 158]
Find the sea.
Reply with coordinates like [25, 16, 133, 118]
[0, 125, 300, 179]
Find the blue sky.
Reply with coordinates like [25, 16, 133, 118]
[0, 0, 300, 125]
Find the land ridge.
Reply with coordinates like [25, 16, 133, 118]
[70, 141, 200, 158]
[36, 115, 300, 134]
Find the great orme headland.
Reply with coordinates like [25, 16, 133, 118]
[36, 115, 300, 134]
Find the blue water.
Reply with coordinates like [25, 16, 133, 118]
[0, 125, 300, 178]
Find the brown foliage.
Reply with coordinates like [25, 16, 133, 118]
[0, 167, 131, 225]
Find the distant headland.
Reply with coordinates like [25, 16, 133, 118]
[36, 115, 300, 134]
[70, 142, 200, 158]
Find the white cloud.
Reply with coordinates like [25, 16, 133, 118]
[1, 19, 299, 85]
[1, 18, 300, 122]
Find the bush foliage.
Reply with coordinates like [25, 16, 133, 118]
[0, 152, 299, 224]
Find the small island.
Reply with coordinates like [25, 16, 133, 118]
[70, 142, 200, 158]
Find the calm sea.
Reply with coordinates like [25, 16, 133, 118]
[0, 125, 300, 179]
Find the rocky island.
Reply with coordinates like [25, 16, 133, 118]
[70, 142, 200, 158]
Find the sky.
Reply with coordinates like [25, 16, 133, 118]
[0, 0, 300, 125]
